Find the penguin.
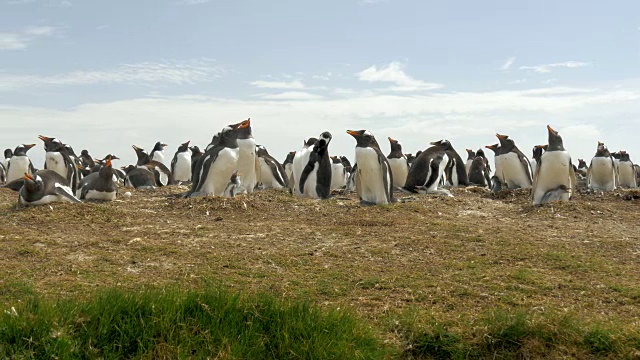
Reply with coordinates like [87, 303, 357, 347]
[403, 140, 452, 196]
[405, 153, 415, 166]
[495, 134, 532, 189]
[223, 170, 248, 197]
[150, 142, 168, 164]
[189, 123, 243, 197]
[282, 151, 296, 184]
[19, 170, 81, 205]
[587, 142, 616, 191]
[190, 146, 203, 181]
[299, 131, 333, 199]
[476, 149, 492, 174]
[347, 130, 394, 204]
[256, 145, 288, 189]
[80, 150, 94, 169]
[576, 159, 588, 178]
[532, 125, 576, 205]
[38, 135, 80, 192]
[232, 118, 258, 193]
[530, 145, 545, 177]
[132, 145, 174, 186]
[340, 156, 352, 174]
[3, 148, 12, 170]
[387, 137, 409, 189]
[123, 165, 156, 189]
[468, 149, 492, 187]
[76, 158, 118, 201]
[634, 164, 640, 186]
[171, 140, 192, 183]
[611, 151, 622, 187]
[442, 143, 469, 187]
[0, 161, 6, 184]
[465, 149, 475, 175]
[484, 143, 502, 187]
[6, 144, 36, 183]
[291, 137, 318, 196]
[617, 151, 637, 188]
[329, 156, 347, 190]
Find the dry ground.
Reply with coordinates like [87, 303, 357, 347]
[1, 185, 639, 345]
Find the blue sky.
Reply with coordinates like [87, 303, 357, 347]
[1, 0, 639, 168]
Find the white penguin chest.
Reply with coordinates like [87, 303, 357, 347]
[46, 152, 68, 178]
[202, 148, 239, 195]
[501, 152, 530, 187]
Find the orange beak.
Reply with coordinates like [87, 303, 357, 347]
[547, 125, 556, 133]
[24, 144, 36, 149]
[238, 118, 251, 129]
[346, 130, 360, 136]
[485, 144, 497, 150]
[38, 135, 50, 142]
[496, 133, 508, 140]
[23, 172, 33, 181]
[388, 137, 396, 142]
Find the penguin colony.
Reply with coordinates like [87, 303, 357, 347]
[1, 120, 638, 206]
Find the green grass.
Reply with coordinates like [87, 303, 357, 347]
[0, 285, 386, 359]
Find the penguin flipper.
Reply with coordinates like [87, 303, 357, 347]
[299, 153, 318, 194]
[4, 178, 25, 192]
[568, 157, 576, 199]
[266, 158, 287, 188]
[531, 155, 542, 200]
[375, 149, 393, 203]
[54, 183, 82, 203]
[518, 152, 533, 184]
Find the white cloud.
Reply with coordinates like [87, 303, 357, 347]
[357, 61, 444, 91]
[250, 80, 305, 89]
[0, 59, 225, 89]
[520, 61, 590, 73]
[259, 91, 324, 100]
[501, 56, 516, 71]
[96, 25, 110, 31]
[0, 26, 60, 50]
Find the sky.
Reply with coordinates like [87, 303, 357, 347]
[1, 0, 640, 169]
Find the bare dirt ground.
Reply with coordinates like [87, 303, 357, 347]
[1, 185, 639, 344]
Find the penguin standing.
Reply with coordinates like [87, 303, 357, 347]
[38, 135, 80, 192]
[171, 141, 192, 183]
[611, 152, 622, 187]
[484, 143, 502, 187]
[6, 144, 36, 183]
[387, 137, 409, 189]
[442, 143, 469, 187]
[291, 138, 318, 195]
[341, 156, 356, 192]
[150, 142, 168, 164]
[233, 118, 258, 193]
[299, 132, 333, 199]
[76, 158, 118, 201]
[403, 140, 452, 196]
[617, 151, 637, 188]
[468, 149, 492, 187]
[190, 146, 203, 181]
[532, 125, 576, 205]
[223, 170, 248, 197]
[329, 156, 347, 190]
[3, 149, 12, 170]
[576, 159, 588, 178]
[347, 130, 394, 204]
[132, 145, 174, 186]
[495, 134, 532, 189]
[282, 151, 296, 184]
[19, 170, 81, 205]
[530, 145, 544, 177]
[587, 142, 616, 191]
[256, 145, 288, 189]
[465, 149, 475, 175]
[189, 124, 243, 197]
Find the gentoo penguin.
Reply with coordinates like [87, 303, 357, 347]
[341, 157, 355, 192]
[38, 135, 80, 192]
[387, 137, 409, 189]
[465, 149, 475, 175]
[634, 164, 640, 185]
[468, 149, 492, 187]
[530, 145, 545, 177]
[0, 162, 6, 184]
[282, 151, 296, 184]
[403, 140, 452, 196]
[576, 159, 588, 178]
[123, 165, 156, 189]
[299, 131, 333, 199]
[150, 142, 168, 164]
[532, 125, 576, 205]
[80, 150, 94, 169]
[340, 156, 352, 174]
[405, 153, 415, 166]
[617, 151, 637, 188]
[484, 143, 502, 187]
[3, 149, 12, 170]
[232, 118, 258, 193]
[189, 123, 243, 197]
[190, 146, 203, 181]
[132, 145, 174, 186]
[76, 158, 117, 201]
[495, 134, 532, 189]
[19, 170, 81, 206]
[587, 142, 616, 191]
[611, 151, 622, 187]
[256, 145, 288, 189]
[171, 140, 192, 183]
[6, 144, 36, 183]
[291, 137, 318, 196]
[329, 156, 347, 190]
[442, 143, 469, 187]
[223, 170, 248, 197]
[476, 149, 492, 174]
[347, 130, 394, 204]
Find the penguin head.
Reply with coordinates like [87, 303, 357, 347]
[230, 170, 241, 184]
[388, 137, 403, 152]
[319, 131, 332, 145]
[178, 141, 191, 153]
[484, 143, 500, 154]
[620, 151, 630, 162]
[217, 125, 240, 148]
[465, 149, 475, 159]
[99, 158, 114, 178]
[255, 144, 268, 157]
[152, 142, 168, 152]
[611, 151, 621, 160]
[577, 159, 587, 168]
[14, 144, 36, 156]
[4, 148, 13, 159]
[347, 130, 378, 148]
[330, 156, 341, 164]
[132, 145, 151, 165]
[64, 144, 77, 156]
[81, 149, 90, 156]
[230, 118, 252, 139]
[122, 164, 136, 174]
[546, 125, 565, 151]
[284, 151, 296, 164]
[190, 145, 202, 155]
[38, 135, 64, 152]
[475, 149, 486, 158]
[495, 134, 510, 146]
[430, 139, 452, 151]
[304, 138, 318, 148]
[104, 154, 119, 161]
[22, 172, 42, 192]
[339, 156, 350, 165]
[595, 142, 610, 157]
[532, 145, 545, 161]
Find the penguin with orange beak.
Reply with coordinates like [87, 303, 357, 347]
[19, 170, 80, 205]
[6, 144, 37, 183]
[387, 137, 408, 189]
[532, 125, 576, 205]
[76, 158, 118, 201]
